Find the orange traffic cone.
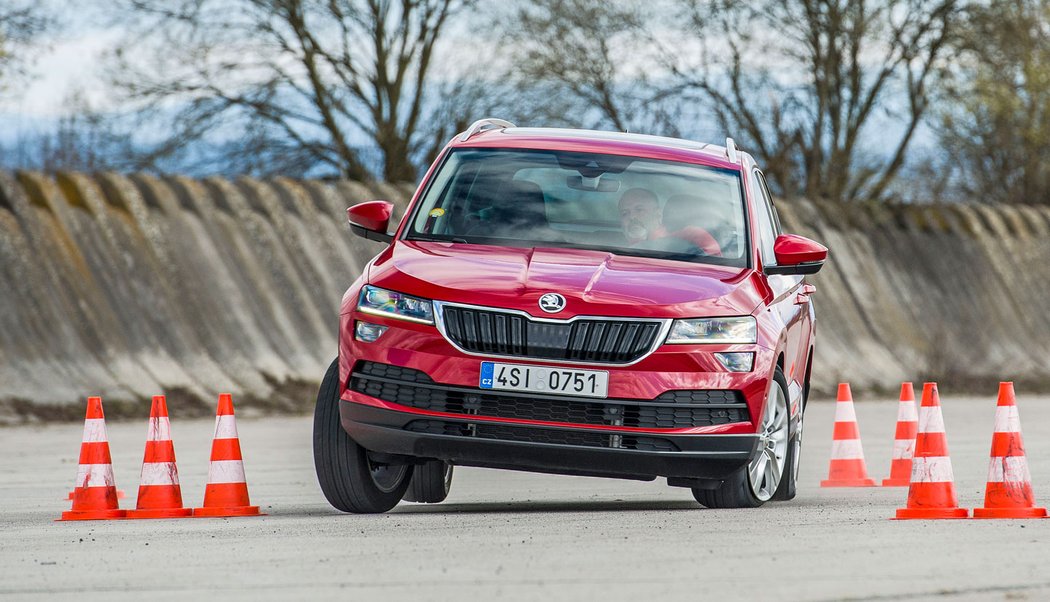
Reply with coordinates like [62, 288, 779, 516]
[821, 383, 876, 487]
[127, 396, 192, 519]
[974, 383, 1047, 519]
[882, 383, 918, 487]
[193, 394, 261, 517]
[59, 397, 127, 521]
[895, 383, 968, 519]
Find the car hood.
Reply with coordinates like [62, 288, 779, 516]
[369, 241, 765, 318]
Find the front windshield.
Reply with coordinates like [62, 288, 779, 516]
[406, 148, 748, 268]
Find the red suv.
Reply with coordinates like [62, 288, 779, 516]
[313, 120, 827, 513]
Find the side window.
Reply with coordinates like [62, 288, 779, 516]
[750, 169, 778, 266]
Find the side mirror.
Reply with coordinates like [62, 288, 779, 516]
[347, 201, 394, 243]
[764, 234, 828, 275]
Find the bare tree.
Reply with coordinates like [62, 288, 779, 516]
[0, 1, 55, 94]
[938, 0, 1050, 204]
[503, 0, 686, 135]
[108, 0, 474, 181]
[675, 0, 959, 201]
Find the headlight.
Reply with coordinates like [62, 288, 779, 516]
[666, 316, 757, 344]
[357, 285, 434, 324]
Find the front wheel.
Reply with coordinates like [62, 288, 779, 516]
[313, 358, 413, 513]
[772, 391, 802, 501]
[693, 368, 791, 508]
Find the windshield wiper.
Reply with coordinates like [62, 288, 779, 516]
[408, 233, 470, 244]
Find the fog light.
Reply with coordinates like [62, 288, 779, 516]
[715, 352, 754, 372]
[355, 321, 388, 343]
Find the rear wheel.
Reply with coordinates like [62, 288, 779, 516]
[403, 460, 454, 503]
[313, 358, 413, 513]
[693, 368, 790, 508]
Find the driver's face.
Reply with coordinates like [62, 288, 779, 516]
[619, 195, 661, 241]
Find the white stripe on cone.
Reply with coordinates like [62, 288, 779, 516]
[892, 439, 915, 460]
[207, 460, 247, 484]
[896, 402, 918, 422]
[147, 417, 172, 441]
[214, 415, 239, 440]
[831, 439, 866, 460]
[987, 456, 1032, 483]
[75, 463, 116, 488]
[910, 456, 955, 483]
[993, 406, 1021, 433]
[139, 462, 180, 486]
[833, 401, 857, 422]
[918, 407, 946, 433]
[81, 419, 108, 443]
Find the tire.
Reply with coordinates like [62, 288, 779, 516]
[313, 358, 413, 513]
[693, 367, 791, 509]
[692, 460, 763, 509]
[403, 460, 453, 503]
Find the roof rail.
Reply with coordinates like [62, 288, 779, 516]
[459, 118, 516, 142]
[725, 137, 739, 163]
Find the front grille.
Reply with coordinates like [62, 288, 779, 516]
[404, 420, 680, 451]
[440, 305, 663, 364]
[350, 361, 750, 431]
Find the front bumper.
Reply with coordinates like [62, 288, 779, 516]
[342, 401, 760, 481]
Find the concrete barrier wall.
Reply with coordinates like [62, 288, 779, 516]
[1, 170, 1046, 423]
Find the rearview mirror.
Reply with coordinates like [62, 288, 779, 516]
[347, 201, 394, 243]
[764, 234, 828, 275]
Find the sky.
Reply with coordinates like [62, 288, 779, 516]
[0, 0, 124, 150]
[2, 31, 118, 119]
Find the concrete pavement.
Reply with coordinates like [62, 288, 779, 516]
[2, 395, 1050, 601]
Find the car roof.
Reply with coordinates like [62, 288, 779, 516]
[452, 127, 743, 171]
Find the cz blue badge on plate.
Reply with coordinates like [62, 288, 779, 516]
[479, 362, 495, 389]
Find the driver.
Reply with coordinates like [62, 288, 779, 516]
[618, 188, 666, 244]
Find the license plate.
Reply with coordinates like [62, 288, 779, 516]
[479, 362, 609, 398]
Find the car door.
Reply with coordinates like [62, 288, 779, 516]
[750, 170, 807, 411]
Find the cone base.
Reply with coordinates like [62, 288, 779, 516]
[821, 478, 877, 487]
[881, 478, 911, 487]
[192, 505, 261, 517]
[65, 489, 126, 501]
[894, 507, 969, 520]
[973, 507, 1047, 519]
[58, 509, 127, 521]
[126, 507, 193, 519]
